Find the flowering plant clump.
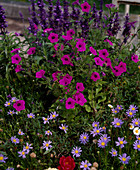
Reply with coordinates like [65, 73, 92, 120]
[0, 0, 140, 169]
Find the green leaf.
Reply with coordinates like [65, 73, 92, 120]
[96, 86, 102, 95]
[85, 105, 91, 112]
[98, 96, 106, 104]
[44, 147, 53, 155]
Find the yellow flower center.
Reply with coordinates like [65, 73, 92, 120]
[101, 142, 105, 146]
[8, 103, 10, 105]
[130, 125, 133, 128]
[75, 150, 78, 154]
[10, 112, 13, 114]
[113, 152, 116, 155]
[0, 156, 3, 160]
[29, 116, 32, 118]
[45, 118, 48, 121]
[47, 131, 50, 133]
[83, 136, 87, 139]
[118, 107, 121, 109]
[102, 127, 105, 130]
[13, 100, 16, 102]
[132, 108, 135, 110]
[62, 126, 65, 130]
[52, 115, 55, 118]
[26, 146, 29, 149]
[135, 130, 139, 133]
[84, 164, 88, 168]
[13, 139, 16, 143]
[115, 111, 117, 113]
[104, 137, 107, 140]
[94, 124, 97, 127]
[120, 141, 123, 144]
[22, 151, 25, 155]
[138, 138, 140, 140]
[96, 130, 100, 133]
[137, 145, 140, 148]
[46, 144, 49, 147]
[65, 162, 68, 165]
[19, 131, 21, 134]
[135, 122, 138, 125]
[122, 157, 126, 161]
[129, 112, 133, 115]
[116, 122, 120, 126]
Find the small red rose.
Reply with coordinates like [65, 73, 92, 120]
[58, 156, 75, 170]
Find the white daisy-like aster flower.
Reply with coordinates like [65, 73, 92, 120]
[129, 123, 134, 130]
[108, 104, 113, 108]
[45, 168, 58, 170]
[133, 127, 140, 135]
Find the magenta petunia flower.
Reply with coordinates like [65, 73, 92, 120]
[44, 28, 53, 33]
[66, 29, 75, 37]
[104, 58, 112, 68]
[94, 57, 104, 66]
[52, 71, 61, 81]
[81, 1, 91, 13]
[61, 55, 71, 65]
[79, 132, 89, 145]
[71, 146, 82, 157]
[131, 54, 139, 63]
[0, 154, 8, 163]
[115, 137, 127, 148]
[11, 54, 21, 64]
[65, 97, 75, 109]
[54, 43, 59, 51]
[75, 92, 87, 106]
[59, 77, 71, 86]
[13, 100, 25, 111]
[119, 153, 131, 164]
[15, 65, 22, 73]
[104, 39, 113, 46]
[76, 82, 85, 92]
[118, 61, 127, 73]
[76, 40, 86, 52]
[36, 69, 45, 78]
[99, 49, 109, 59]
[112, 66, 122, 76]
[112, 118, 124, 128]
[89, 46, 97, 55]
[91, 72, 100, 81]
[62, 35, 73, 41]
[48, 33, 58, 43]
[11, 48, 21, 53]
[27, 47, 36, 55]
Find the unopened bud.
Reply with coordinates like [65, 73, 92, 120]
[93, 162, 98, 168]
[30, 152, 36, 158]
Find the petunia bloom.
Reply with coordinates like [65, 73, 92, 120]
[131, 54, 139, 63]
[36, 70, 45, 78]
[89, 47, 97, 55]
[76, 40, 86, 52]
[65, 97, 75, 109]
[13, 100, 25, 111]
[15, 65, 22, 73]
[81, 2, 91, 13]
[11, 54, 21, 64]
[91, 72, 100, 81]
[76, 82, 85, 92]
[48, 33, 58, 43]
[94, 57, 104, 66]
[99, 49, 109, 59]
[27, 47, 36, 55]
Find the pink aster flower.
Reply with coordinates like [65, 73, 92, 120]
[91, 72, 100, 81]
[27, 47, 36, 55]
[66, 29, 75, 37]
[15, 65, 22, 73]
[94, 57, 104, 66]
[76, 82, 85, 92]
[11, 54, 21, 64]
[76, 40, 86, 52]
[61, 55, 71, 65]
[13, 100, 25, 111]
[81, 1, 91, 13]
[65, 97, 75, 109]
[99, 49, 109, 59]
[48, 33, 58, 43]
[131, 54, 139, 63]
[89, 46, 97, 55]
[36, 70, 45, 78]
[11, 48, 21, 53]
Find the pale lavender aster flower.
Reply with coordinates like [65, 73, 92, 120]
[115, 137, 127, 148]
[0, 154, 8, 163]
[11, 97, 18, 103]
[92, 121, 99, 128]
[129, 105, 138, 113]
[136, 136, 140, 141]
[80, 160, 92, 170]
[117, 105, 123, 110]
[42, 116, 50, 124]
[27, 113, 35, 119]
[18, 129, 24, 135]
[133, 140, 140, 151]
[50, 111, 59, 120]
[90, 127, 103, 137]
[71, 146, 82, 157]
[112, 118, 124, 128]
[112, 108, 119, 114]
[109, 148, 118, 157]
[7, 110, 16, 115]
[42, 140, 52, 150]
[118, 153, 131, 164]
[59, 124, 68, 133]
[98, 138, 108, 148]
[132, 118, 140, 127]
[11, 136, 19, 144]
[4, 101, 11, 107]
[45, 130, 52, 135]
[6, 168, 14, 170]
[79, 132, 89, 145]
[100, 134, 111, 143]
[23, 143, 33, 153]
[102, 126, 106, 133]
[126, 109, 136, 118]
[18, 150, 28, 158]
